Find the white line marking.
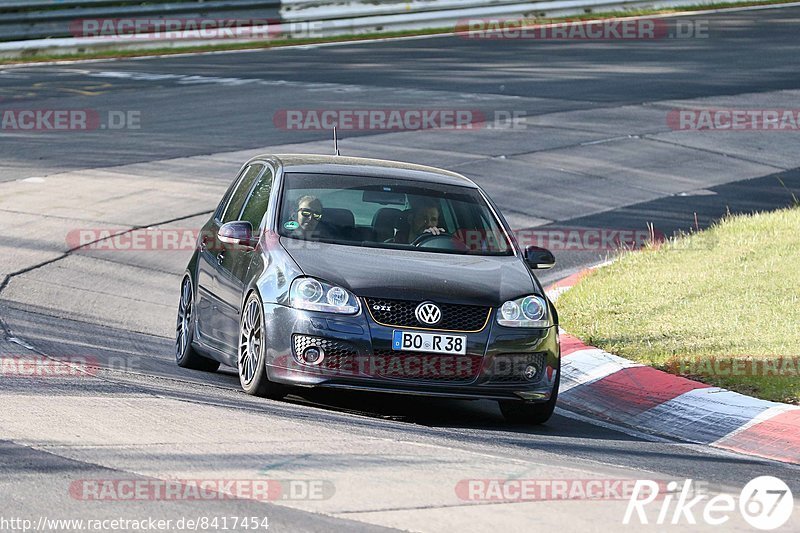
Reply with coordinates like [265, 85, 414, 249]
[631, 387, 779, 444]
[7, 337, 36, 350]
[560, 348, 643, 392]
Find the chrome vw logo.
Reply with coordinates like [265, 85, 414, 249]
[415, 302, 442, 325]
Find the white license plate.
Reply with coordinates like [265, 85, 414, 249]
[392, 330, 467, 355]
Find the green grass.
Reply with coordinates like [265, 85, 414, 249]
[556, 206, 800, 404]
[1, 0, 797, 65]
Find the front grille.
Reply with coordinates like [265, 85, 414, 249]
[487, 353, 547, 384]
[371, 350, 481, 383]
[365, 298, 490, 332]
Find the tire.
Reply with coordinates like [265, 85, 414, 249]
[176, 276, 220, 372]
[498, 368, 560, 425]
[238, 292, 286, 400]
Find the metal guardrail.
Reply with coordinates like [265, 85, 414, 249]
[0, 0, 281, 42]
[280, 0, 664, 35]
[0, 0, 761, 46]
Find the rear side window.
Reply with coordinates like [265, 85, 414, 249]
[222, 164, 264, 223]
[240, 166, 275, 229]
[214, 169, 245, 221]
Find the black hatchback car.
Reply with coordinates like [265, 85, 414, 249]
[176, 154, 561, 424]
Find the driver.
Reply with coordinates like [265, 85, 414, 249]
[394, 199, 446, 244]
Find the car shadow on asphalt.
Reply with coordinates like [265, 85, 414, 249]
[278, 385, 639, 440]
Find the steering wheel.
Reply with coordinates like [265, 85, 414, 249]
[411, 232, 469, 251]
[411, 231, 449, 246]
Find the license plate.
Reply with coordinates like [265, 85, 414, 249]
[392, 330, 467, 355]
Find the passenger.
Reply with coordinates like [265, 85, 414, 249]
[394, 199, 446, 244]
[290, 195, 323, 239]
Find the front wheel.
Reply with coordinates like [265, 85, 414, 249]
[498, 368, 559, 425]
[238, 292, 286, 400]
[175, 276, 220, 372]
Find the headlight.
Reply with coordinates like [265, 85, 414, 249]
[290, 277, 360, 314]
[497, 295, 548, 327]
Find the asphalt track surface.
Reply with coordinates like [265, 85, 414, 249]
[1, 6, 800, 532]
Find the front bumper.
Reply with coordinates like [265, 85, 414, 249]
[263, 302, 560, 402]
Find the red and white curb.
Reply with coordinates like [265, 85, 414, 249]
[547, 268, 800, 465]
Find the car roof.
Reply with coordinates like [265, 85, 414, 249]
[249, 154, 479, 188]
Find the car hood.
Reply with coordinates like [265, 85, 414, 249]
[280, 239, 538, 306]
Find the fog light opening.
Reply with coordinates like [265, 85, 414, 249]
[523, 365, 538, 381]
[302, 346, 325, 365]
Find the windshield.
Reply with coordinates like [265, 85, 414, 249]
[278, 172, 513, 256]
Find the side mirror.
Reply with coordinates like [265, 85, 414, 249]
[524, 245, 555, 269]
[218, 221, 257, 250]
